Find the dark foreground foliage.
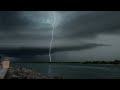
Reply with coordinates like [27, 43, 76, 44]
[82, 60, 120, 64]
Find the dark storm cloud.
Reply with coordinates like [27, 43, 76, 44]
[0, 43, 110, 58]
[0, 47, 49, 58]
[1, 11, 120, 40]
[58, 11, 120, 39]
[0, 11, 118, 62]
[0, 11, 32, 31]
[52, 43, 111, 53]
[0, 11, 52, 42]
[0, 11, 50, 30]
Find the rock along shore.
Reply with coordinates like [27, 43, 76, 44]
[5, 64, 62, 79]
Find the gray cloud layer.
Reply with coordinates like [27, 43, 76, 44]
[1, 11, 120, 40]
[0, 11, 119, 61]
[0, 43, 110, 58]
[57, 11, 120, 39]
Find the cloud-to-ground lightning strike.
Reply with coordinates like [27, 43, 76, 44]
[49, 11, 56, 62]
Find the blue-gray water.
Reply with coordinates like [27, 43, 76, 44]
[14, 63, 120, 79]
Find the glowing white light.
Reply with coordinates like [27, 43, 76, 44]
[49, 11, 56, 62]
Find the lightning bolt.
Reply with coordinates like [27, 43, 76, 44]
[49, 11, 56, 62]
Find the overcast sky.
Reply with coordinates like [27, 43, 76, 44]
[0, 11, 120, 62]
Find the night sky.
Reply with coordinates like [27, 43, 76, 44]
[0, 11, 120, 62]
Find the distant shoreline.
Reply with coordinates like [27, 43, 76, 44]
[12, 60, 120, 64]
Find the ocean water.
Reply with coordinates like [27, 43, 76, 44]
[14, 63, 120, 79]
